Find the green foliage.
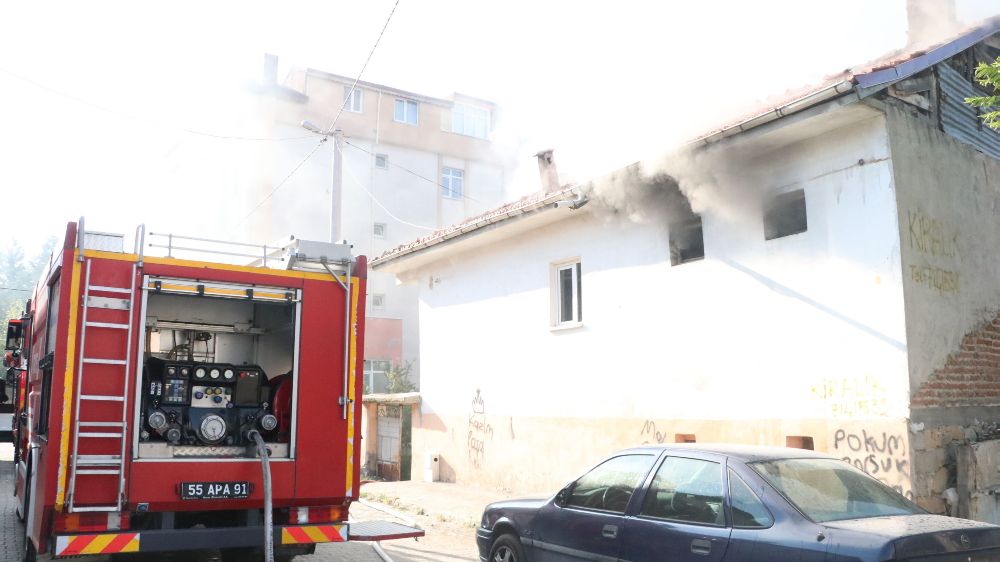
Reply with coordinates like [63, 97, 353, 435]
[385, 361, 417, 393]
[0, 237, 58, 325]
[966, 57, 1000, 130]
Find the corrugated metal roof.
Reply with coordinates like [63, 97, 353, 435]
[939, 63, 1000, 160]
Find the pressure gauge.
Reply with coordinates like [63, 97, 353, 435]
[223, 368, 235, 381]
[166, 367, 176, 376]
[209, 368, 221, 380]
[199, 414, 227, 444]
[180, 367, 190, 376]
[194, 367, 206, 379]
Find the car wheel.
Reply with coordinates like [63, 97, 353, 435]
[490, 533, 525, 562]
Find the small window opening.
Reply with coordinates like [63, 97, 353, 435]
[553, 261, 582, 326]
[675, 433, 696, 443]
[373, 223, 387, 239]
[764, 189, 807, 240]
[375, 154, 388, 169]
[372, 294, 386, 310]
[785, 436, 814, 450]
[670, 216, 705, 266]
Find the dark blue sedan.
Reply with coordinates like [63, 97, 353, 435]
[477, 444, 1000, 562]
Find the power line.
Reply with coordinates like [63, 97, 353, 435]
[343, 139, 489, 205]
[341, 161, 437, 231]
[236, 138, 330, 226]
[0, 67, 317, 142]
[237, 0, 403, 226]
[325, 0, 401, 133]
[0, 286, 31, 292]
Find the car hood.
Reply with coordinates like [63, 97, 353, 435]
[824, 514, 1000, 559]
[485, 498, 548, 512]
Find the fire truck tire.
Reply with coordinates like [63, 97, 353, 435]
[21, 533, 37, 562]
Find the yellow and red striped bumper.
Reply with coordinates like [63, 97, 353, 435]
[55, 532, 140, 556]
[281, 524, 348, 545]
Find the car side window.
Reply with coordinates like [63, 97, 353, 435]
[567, 454, 655, 514]
[640, 456, 724, 526]
[729, 469, 774, 528]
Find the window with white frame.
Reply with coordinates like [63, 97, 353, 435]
[451, 104, 490, 139]
[363, 359, 391, 394]
[344, 85, 363, 113]
[372, 293, 386, 310]
[442, 167, 464, 199]
[373, 222, 387, 239]
[374, 153, 388, 169]
[552, 260, 582, 326]
[394, 98, 418, 125]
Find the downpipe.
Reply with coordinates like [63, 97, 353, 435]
[250, 430, 273, 562]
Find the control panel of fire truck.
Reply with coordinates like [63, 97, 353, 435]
[141, 357, 280, 448]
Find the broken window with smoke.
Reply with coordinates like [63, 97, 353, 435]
[763, 189, 807, 240]
[669, 216, 705, 266]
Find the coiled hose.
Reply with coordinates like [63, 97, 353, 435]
[250, 430, 273, 562]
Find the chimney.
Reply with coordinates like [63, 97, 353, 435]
[906, 0, 959, 48]
[262, 53, 279, 86]
[535, 149, 560, 193]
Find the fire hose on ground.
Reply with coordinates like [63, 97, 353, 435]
[249, 430, 274, 562]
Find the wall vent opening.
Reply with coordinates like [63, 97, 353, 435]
[764, 189, 807, 240]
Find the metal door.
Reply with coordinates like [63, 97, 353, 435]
[376, 404, 401, 480]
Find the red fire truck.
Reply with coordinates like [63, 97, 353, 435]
[8, 219, 421, 561]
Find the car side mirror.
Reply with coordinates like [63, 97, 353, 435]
[555, 484, 573, 508]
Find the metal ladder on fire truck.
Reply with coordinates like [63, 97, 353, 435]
[66, 219, 137, 513]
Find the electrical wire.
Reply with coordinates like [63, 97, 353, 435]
[343, 139, 489, 205]
[237, 0, 403, 226]
[0, 67, 317, 142]
[236, 138, 329, 227]
[0, 287, 31, 292]
[324, 0, 401, 133]
[341, 157, 438, 231]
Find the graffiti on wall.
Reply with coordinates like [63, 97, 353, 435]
[833, 428, 912, 499]
[468, 389, 493, 469]
[811, 375, 891, 418]
[908, 264, 960, 295]
[907, 208, 959, 259]
[639, 420, 668, 444]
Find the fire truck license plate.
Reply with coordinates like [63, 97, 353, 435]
[181, 481, 252, 500]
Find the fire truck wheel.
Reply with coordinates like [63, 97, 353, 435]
[21, 534, 37, 562]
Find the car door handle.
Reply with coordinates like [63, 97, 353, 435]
[601, 524, 618, 539]
[691, 538, 712, 555]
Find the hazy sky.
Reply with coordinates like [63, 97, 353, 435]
[1, 0, 997, 257]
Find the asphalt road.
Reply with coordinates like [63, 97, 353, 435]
[0, 444, 383, 562]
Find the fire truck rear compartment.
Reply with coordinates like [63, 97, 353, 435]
[136, 284, 297, 461]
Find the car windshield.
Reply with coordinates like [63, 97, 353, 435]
[751, 458, 922, 523]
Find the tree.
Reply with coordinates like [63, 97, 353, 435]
[966, 57, 1000, 130]
[0, 237, 57, 325]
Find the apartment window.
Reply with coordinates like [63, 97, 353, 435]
[451, 104, 490, 139]
[364, 359, 391, 394]
[553, 261, 582, 326]
[373, 222, 387, 239]
[764, 189, 807, 240]
[394, 98, 419, 125]
[372, 293, 386, 310]
[374, 153, 388, 169]
[344, 85, 363, 113]
[669, 216, 705, 266]
[442, 167, 464, 199]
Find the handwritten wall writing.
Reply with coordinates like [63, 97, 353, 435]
[467, 389, 493, 469]
[639, 420, 668, 444]
[908, 264, 960, 295]
[833, 428, 912, 499]
[908, 209, 960, 259]
[811, 375, 891, 418]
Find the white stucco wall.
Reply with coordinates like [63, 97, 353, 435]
[400, 109, 915, 493]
